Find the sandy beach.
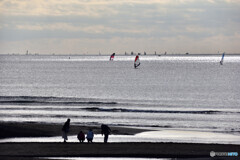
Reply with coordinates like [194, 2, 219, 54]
[1, 122, 240, 159]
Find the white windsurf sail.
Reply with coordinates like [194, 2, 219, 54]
[109, 53, 115, 61]
[220, 52, 225, 65]
[134, 55, 140, 68]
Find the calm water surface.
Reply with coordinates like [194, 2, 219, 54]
[0, 55, 240, 136]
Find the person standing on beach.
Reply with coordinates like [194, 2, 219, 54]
[101, 124, 111, 143]
[86, 129, 94, 143]
[62, 118, 70, 143]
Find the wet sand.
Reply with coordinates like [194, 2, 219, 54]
[0, 122, 147, 139]
[0, 122, 240, 159]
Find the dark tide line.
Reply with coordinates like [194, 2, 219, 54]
[85, 123, 223, 131]
[0, 114, 110, 119]
[0, 106, 239, 115]
[0, 100, 117, 106]
[0, 95, 79, 100]
[0, 96, 117, 106]
[0, 107, 84, 111]
[82, 107, 237, 114]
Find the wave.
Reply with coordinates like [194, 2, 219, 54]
[82, 107, 237, 115]
[0, 96, 117, 106]
[1, 96, 239, 115]
[0, 113, 110, 119]
[2, 107, 238, 115]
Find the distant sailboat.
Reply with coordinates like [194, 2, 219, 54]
[109, 53, 115, 61]
[220, 52, 225, 65]
[134, 55, 140, 68]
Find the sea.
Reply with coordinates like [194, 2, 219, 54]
[0, 54, 240, 138]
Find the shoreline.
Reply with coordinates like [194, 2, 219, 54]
[1, 122, 240, 144]
[0, 122, 149, 139]
[1, 53, 240, 56]
[1, 122, 240, 159]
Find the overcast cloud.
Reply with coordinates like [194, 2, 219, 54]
[0, 0, 239, 54]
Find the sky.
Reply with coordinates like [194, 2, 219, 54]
[0, 0, 240, 55]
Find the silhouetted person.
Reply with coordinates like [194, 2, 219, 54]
[62, 118, 70, 143]
[77, 130, 85, 143]
[101, 124, 111, 143]
[86, 129, 94, 143]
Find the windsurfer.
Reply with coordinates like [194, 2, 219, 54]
[110, 53, 115, 61]
[134, 55, 140, 68]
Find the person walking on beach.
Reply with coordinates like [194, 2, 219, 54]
[86, 129, 94, 143]
[77, 130, 85, 143]
[62, 118, 70, 143]
[101, 124, 111, 143]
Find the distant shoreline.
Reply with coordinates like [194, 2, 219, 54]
[1, 53, 240, 56]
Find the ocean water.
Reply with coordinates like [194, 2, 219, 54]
[0, 54, 240, 136]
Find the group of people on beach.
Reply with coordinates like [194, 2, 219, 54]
[77, 129, 94, 143]
[62, 118, 111, 143]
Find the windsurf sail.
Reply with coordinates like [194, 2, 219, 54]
[109, 53, 115, 61]
[220, 52, 225, 65]
[134, 55, 140, 68]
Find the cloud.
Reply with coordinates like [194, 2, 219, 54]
[2, 0, 236, 17]
[0, 0, 240, 54]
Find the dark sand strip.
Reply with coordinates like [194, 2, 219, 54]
[0, 142, 239, 159]
[0, 122, 148, 139]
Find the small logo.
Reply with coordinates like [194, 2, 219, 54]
[210, 151, 215, 157]
[210, 151, 238, 157]
[228, 152, 238, 156]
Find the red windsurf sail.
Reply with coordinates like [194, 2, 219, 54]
[109, 53, 115, 61]
[134, 55, 140, 68]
